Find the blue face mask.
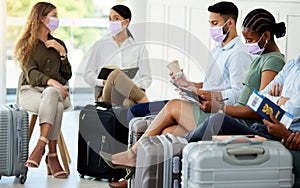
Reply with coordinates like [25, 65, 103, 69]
[209, 21, 230, 43]
[245, 34, 267, 55]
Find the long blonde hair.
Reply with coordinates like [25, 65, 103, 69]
[14, 2, 56, 68]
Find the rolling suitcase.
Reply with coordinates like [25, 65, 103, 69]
[128, 115, 156, 148]
[0, 104, 28, 184]
[77, 103, 128, 181]
[127, 115, 156, 187]
[134, 134, 187, 188]
[182, 136, 294, 188]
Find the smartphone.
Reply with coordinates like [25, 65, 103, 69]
[170, 80, 205, 103]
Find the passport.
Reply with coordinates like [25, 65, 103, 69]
[247, 90, 294, 128]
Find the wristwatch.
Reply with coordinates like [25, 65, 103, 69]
[218, 103, 225, 113]
[60, 53, 67, 60]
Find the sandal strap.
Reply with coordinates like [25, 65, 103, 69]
[53, 171, 67, 178]
[48, 153, 58, 157]
[25, 159, 39, 167]
[130, 147, 137, 158]
[39, 136, 49, 144]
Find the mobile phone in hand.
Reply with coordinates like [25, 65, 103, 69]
[170, 80, 205, 103]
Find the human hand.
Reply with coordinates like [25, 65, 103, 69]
[282, 132, 300, 150]
[269, 83, 283, 96]
[198, 100, 222, 113]
[277, 97, 289, 106]
[263, 114, 291, 139]
[170, 71, 189, 87]
[44, 39, 66, 56]
[47, 78, 69, 99]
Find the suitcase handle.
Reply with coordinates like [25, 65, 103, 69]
[224, 146, 270, 165]
[95, 102, 112, 109]
[217, 136, 262, 145]
[226, 147, 264, 155]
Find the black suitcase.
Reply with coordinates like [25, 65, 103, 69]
[77, 102, 128, 181]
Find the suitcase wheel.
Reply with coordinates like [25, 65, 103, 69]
[19, 174, 27, 184]
[80, 174, 85, 179]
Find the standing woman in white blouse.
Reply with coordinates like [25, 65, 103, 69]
[83, 5, 151, 107]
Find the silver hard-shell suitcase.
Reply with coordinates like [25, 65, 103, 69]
[134, 134, 187, 188]
[0, 105, 28, 184]
[128, 115, 156, 148]
[127, 115, 156, 188]
[182, 136, 294, 188]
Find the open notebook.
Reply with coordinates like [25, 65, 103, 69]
[97, 65, 139, 80]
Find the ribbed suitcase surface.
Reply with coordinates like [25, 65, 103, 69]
[134, 134, 187, 188]
[0, 105, 28, 184]
[127, 115, 155, 188]
[182, 137, 294, 188]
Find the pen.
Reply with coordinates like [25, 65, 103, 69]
[218, 98, 229, 102]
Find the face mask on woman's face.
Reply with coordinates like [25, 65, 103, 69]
[45, 17, 59, 32]
[210, 20, 230, 43]
[245, 34, 267, 55]
[109, 20, 125, 36]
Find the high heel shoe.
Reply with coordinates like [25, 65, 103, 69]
[25, 136, 48, 168]
[124, 168, 135, 180]
[45, 153, 68, 179]
[99, 148, 136, 170]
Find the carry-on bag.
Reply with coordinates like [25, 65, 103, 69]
[77, 103, 128, 181]
[134, 134, 187, 188]
[127, 115, 156, 187]
[182, 136, 294, 188]
[0, 104, 28, 184]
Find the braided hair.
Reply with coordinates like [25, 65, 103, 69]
[242, 8, 286, 40]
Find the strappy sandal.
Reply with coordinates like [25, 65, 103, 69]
[99, 147, 136, 178]
[45, 153, 68, 179]
[25, 136, 48, 168]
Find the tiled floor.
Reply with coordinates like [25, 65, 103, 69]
[0, 94, 110, 188]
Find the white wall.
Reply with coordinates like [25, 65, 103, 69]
[140, 0, 300, 100]
[0, 0, 6, 105]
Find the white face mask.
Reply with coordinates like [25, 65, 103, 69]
[109, 21, 125, 36]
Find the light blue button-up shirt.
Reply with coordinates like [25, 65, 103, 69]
[202, 36, 253, 105]
[261, 55, 300, 131]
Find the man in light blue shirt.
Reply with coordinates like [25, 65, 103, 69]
[172, 2, 252, 105]
[129, 2, 252, 123]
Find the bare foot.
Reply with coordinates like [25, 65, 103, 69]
[111, 150, 136, 167]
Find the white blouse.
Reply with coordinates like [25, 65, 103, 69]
[83, 34, 152, 90]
